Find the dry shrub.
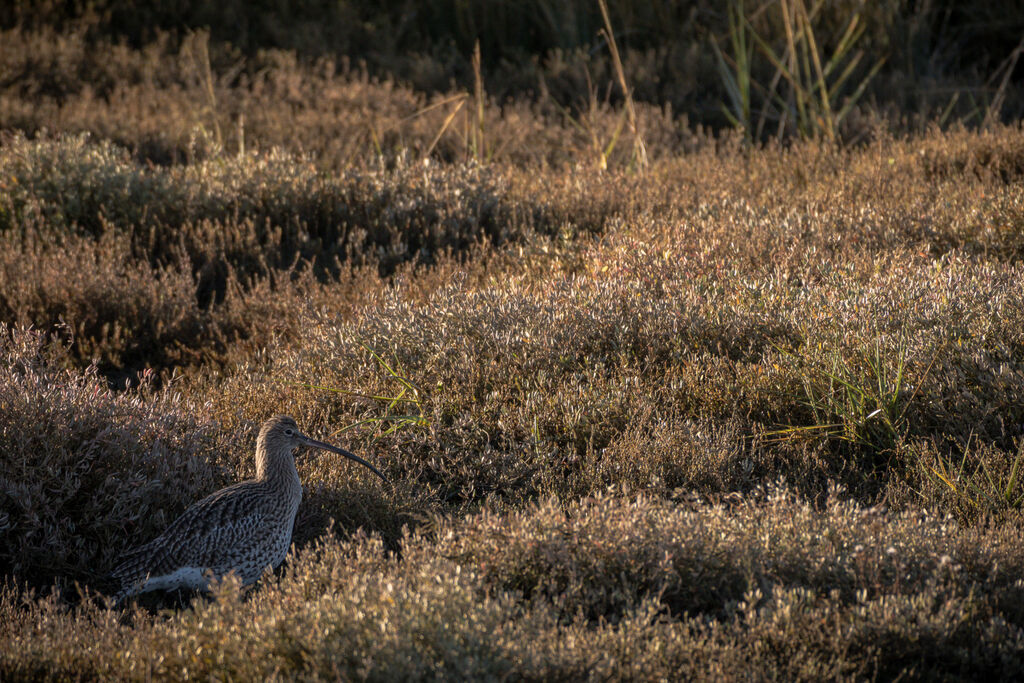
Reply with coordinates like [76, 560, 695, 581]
[0, 327, 235, 589]
[0, 219, 350, 377]
[236, 241, 1024, 509]
[5, 3, 1024, 149]
[0, 134, 603, 376]
[3, 125, 1021, 384]
[0, 26, 694, 168]
[0, 134, 534, 271]
[3, 489, 1023, 680]
[0, 229, 207, 374]
[437, 488, 1024, 623]
[918, 124, 1024, 182]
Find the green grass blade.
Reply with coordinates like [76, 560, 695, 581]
[822, 16, 865, 79]
[835, 55, 886, 124]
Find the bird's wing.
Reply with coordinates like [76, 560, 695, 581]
[149, 481, 271, 568]
[111, 481, 271, 585]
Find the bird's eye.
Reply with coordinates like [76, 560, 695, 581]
[285, 428, 294, 436]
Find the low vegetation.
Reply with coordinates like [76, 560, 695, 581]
[2, 10, 1024, 680]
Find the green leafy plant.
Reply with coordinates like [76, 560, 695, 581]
[711, 0, 756, 140]
[768, 338, 922, 455]
[713, 0, 886, 143]
[926, 437, 1024, 515]
[294, 344, 428, 439]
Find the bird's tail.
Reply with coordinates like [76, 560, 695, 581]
[106, 547, 152, 606]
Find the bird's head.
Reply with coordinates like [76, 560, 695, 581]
[256, 415, 386, 481]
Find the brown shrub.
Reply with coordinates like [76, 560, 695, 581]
[0, 327, 235, 588]
[3, 490, 1024, 680]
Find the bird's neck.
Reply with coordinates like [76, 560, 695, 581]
[255, 446, 302, 495]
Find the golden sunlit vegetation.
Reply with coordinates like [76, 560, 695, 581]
[2, 2, 1024, 679]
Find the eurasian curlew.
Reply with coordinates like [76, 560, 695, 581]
[108, 415, 385, 604]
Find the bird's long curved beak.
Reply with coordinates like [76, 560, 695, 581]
[299, 435, 387, 482]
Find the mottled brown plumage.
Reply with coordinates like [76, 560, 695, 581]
[109, 415, 385, 604]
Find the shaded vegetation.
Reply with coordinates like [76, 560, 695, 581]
[3, 0, 1023, 133]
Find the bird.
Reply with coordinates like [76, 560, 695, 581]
[108, 415, 385, 604]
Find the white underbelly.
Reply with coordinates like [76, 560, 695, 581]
[138, 566, 210, 594]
